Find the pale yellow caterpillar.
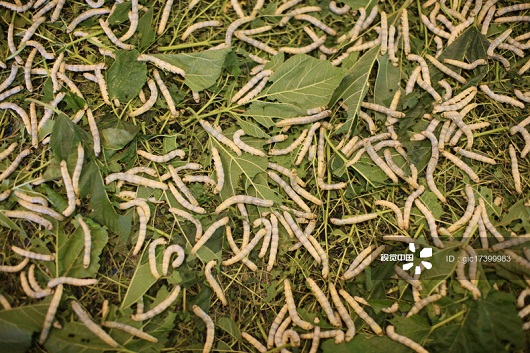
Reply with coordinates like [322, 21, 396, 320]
[337, 7, 365, 44]
[280, 34, 327, 54]
[24, 48, 37, 92]
[518, 288, 530, 308]
[199, 120, 242, 156]
[181, 20, 222, 41]
[273, 316, 292, 349]
[3, 209, 53, 230]
[417, 76, 443, 103]
[156, 0, 174, 34]
[401, 9, 411, 54]
[74, 216, 91, 268]
[268, 162, 306, 187]
[395, 265, 422, 290]
[0, 103, 32, 137]
[238, 25, 273, 36]
[456, 250, 481, 299]
[508, 144, 522, 194]
[28, 102, 37, 147]
[426, 54, 467, 84]
[85, 108, 101, 157]
[225, 16, 255, 46]
[381, 302, 399, 313]
[215, 195, 273, 214]
[494, 15, 530, 23]
[328, 283, 355, 341]
[210, 146, 224, 194]
[270, 130, 310, 156]
[419, 14, 451, 39]
[330, 212, 379, 226]
[19, 17, 45, 47]
[479, 198, 505, 242]
[293, 14, 336, 36]
[38, 284, 63, 345]
[341, 245, 376, 279]
[0, 64, 19, 93]
[406, 294, 442, 317]
[241, 332, 266, 353]
[514, 90, 530, 104]
[358, 111, 377, 134]
[237, 203, 251, 247]
[453, 147, 495, 164]
[388, 24, 398, 65]
[267, 213, 279, 272]
[204, 260, 227, 306]
[191, 217, 229, 254]
[71, 143, 85, 201]
[283, 211, 320, 263]
[232, 129, 266, 156]
[477, 217, 489, 249]
[0, 293, 11, 310]
[136, 54, 185, 76]
[360, 5, 378, 31]
[403, 185, 425, 230]
[103, 321, 158, 343]
[361, 102, 405, 118]
[342, 245, 386, 280]
[328, 1, 350, 14]
[168, 183, 206, 214]
[375, 199, 404, 229]
[13, 189, 47, 206]
[339, 289, 383, 335]
[487, 28, 512, 57]
[283, 278, 314, 330]
[463, 244, 478, 283]
[59, 160, 76, 217]
[20, 271, 53, 299]
[420, 130, 446, 203]
[269, 172, 311, 212]
[406, 66, 422, 95]
[12, 246, 54, 262]
[47, 277, 98, 288]
[168, 165, 198, 206]
[490, 237, 530, 252]
[0, 0, 35, 11]
[255, 217, 272, 259]
[295, 123, 320, 165]
[303, 26, 337, 55]
[289, 170, 322, 206]
[306, 278, 341, 326]
[267, 304, 288, 348]
[225, 224, 257, 271]
[189, 0, 200, 10]
[192, 305, 215, 353]
[106, 173, 168, 190]
[482, 4, 496, 34]
[364, 140, 399, 183]
[0, 257, 29, 273]
[131, 284, 181, 321]
[510, 125, 530, 157]
[39, 92, 67, 129]
[447, 17, 474, 45]
[378, 11, 388, 54]
[436, 14, 454, 31]
[99, 18, 134, 49]
[442, 150, 480, 182]
[117, 0, 139, 41]
[7, 22, 22, 64]
[28, 264, 44, 293]
[129, 78, 157, 117]
[438, 119, 451, 150]
[383, 150, 419, 188]
[66, 8, 111, 33]
[445, 184, 475, 233]
[275, 0, 303, 15]
[386, 325, 428, 353]
[443, 59, 487, 71]
[71, 301, 120, 348]
[496, 3, 530, 16]
[152, 69, 178, 116]
[0, 189, 11, 202]
[168, 208, 202, 241]
[161, 244, 185, 276]
[461, 206, 482, 243]
[282, 328, 301, 347]
[480, 84, 524, 109]
[222, 228, 266, 266]
[280, 6, 321, 26]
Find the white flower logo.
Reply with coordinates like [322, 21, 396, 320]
[402, 243, 433, 275]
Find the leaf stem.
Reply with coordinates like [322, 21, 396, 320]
[158, 40, 224, 51]
[430, 309, 467, 331]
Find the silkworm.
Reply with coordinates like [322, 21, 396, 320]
[67, 8, 111, 33]
[294, 123, 320, 165]
[510, 125, 530, 157]
[328, 1, 350, 15]
[420, 14, 451, 39]
[117, 0, 139, 41]
[20, 271, 52, 298]
[59, 160, 76, 217]
[106, 173, 168, 189]
[161, 244, 185, 276]
[235, 31, 279, 56]
[447, 16, 474, 44]
[268, 172, 311, 212]
[275, 0, 303, 14]
[415, 199, 444, 248]
[446, 184, 476, 233]
[241, 332, 266, 353]
[72, 216, 91, 268]
[2, 210, 52, 230]
[0, 0, 35, 11]
[205, 147, 223, 194]
[494, 16, 530, 23]
[0, 189, 11, 201]
[129, 78, 158, 117]
[479, 198, 504, 242]
[453, 147, 495, 165]
[411, 118, 439, 141]
[507, 144, 522, 194]
[401, 9, 411, 54]
[387, 24, 398, 65]
[215, 195, 273, 214]
[283, 278, 313, 330]
[232, 129, 267, 156]
[13, 189, 46, 207]
[221, 228, 264, 265]
[199, 120, 242, 156]
[375, 199, 404, 229]
[7, 22, 22, 64]
[364, 140, 399, 183]
[342, 245, 386, 280]
[443, 58, 487, 70]
[339, 289, 383, 335]
[386, 325, 428, 353]
[361, 102, 404, 118]
[132, 284, 182, 321]
[421, 131, 446, 203]
[238, 25, 273, 36]
[359, 4, 378, 31]
[70, 301, 120, 348]
[460, 206, 482, 243]
[456, 250, 481, 299]
[331, 213, 378, 225]
[0, 103, 32, 137]
[0, 142, 18, 164]
[23, 48, 37, 92]
[205, 260, 227, 306]
[442, 150, 480, 182]
[168, 182, 205, 215]
[19, 17, 45, 47]
[289, 170, 322, 206]
[225, 16, 255, 46]
[47, 277, 98, 288]
[305, 278, 341, 326]
[191, 217, 229, 254]
[38, 284, 63, 344]
[102, 321, 157, 343]
[267, 304, 288, 348]
[405, 66, 422, 94]
[99, 18, 134, 50]
[514, 90, 530, 104]
[135, 55, 184, 78]
[168, 166, 198, 206]
[264, 213, 279, 271]
[155, 0, 174, 34]
[447, 121, 488, 147]
[417, 76, 443, 103]
[506, 250, 530, 272]
[181, 20, 222, 41]
[479, 84, 524, 108]
[28, 264, 44, 293]
[293, 14, 336, 36]
[306, 233, 329, 278]
[0, 64, 19, 94]
[402, 185, 425, 230]
[280, 34, 327, 54]
[0, 257, 29, 273]
[328, 283, 355, 341]
[381, 302, 399, 313]
[283, 211, 320, 263]
[255, 217, 272, 258]
[337, 7, 365, 43]
[280, 6, 321, 26]
[268, 163, 306, 187]
[226, 223, 257, 271]
[425, 54, 467, 84]
[487, 28, 512, 57]
[276, 110, 331, 128]
[152, 70, 177, 116]
[377, 11, 388, 54]
[0, 293, 11, 309]
[17, 199, 63, 221]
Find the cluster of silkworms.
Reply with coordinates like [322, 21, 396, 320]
[1, 0, 530, 352]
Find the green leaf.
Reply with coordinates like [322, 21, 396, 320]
[56, 217, 108, 277]
[262, 54, 345, 111]
[374, 54, 401, 118]
[151, 48, 231, 92]
[107, 1, 131, 24]
[499, 199, 530, 233]
[243, 101, 304, 128]
[99, 119, 140, 151]
[342, 0, 376, 10]
[430, 291, 525, 353]
[321, 334, 411, 353]
[45, 322, 109, 353]
[50, 114, 87, 161]
[223, 50, 241, 78]
[0, 302, 49, 353]
[107, 50, 147, 101]
[217, 317, 242, 340]
[234, 118, 270, 139]
[390, 316, 431, 344]
[138, 8, 156, 50]
[331, 46, 379, 134]
[263, 51, 284, 72]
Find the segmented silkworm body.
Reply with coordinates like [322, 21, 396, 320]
[161, 244, 185, 275]
[71, 301, 119, 347]
[181, 20, 222, 40]
[339, 289, 383, 335]
[191, 217, 229, 253]
[306, 278, 341, 326]
[215, 195, 273, 214]
[330, 213, 378, 225]
[386, 325, 428, 353]
[205, 260, 227, 305]
[442, 150, 480, 182]
[200, 120, 242, 156]
[343, 245, 386, 279]
[232, 130, 266, 156]
[131, 285, 181, 321]
[38, 284, 63, 344]
[270, 130, 309, 156]
[17, 199, 64, 221]
[106, 173, 168, 190]
[99, 19, 134, 50]
[0, 257, 29, 273]
[168, 208, 202, 240]
[47, 277, 98, 288]
[480, 84, 524, 108]
[72, 143, 84, 199]
[508, 145, 522, 194]
[137, 54, 185, 76]
[2, 210, 53, 230]
[269, 172, 311, 212]
[192, 305, 215, 353]
[103, 321, 158, 343]
[60, 160, 76, 217]
[158, 0, 174, 34]
[284, 279, 314, 330]
[225, 16, 255, 46]
[12, 246, 54, 261]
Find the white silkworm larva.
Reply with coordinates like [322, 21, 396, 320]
[401, 9, 411, 55]
[361, 102, 404, 118]
[72, 143, 84, 201]
[2, 210, 52, 230]
[232, 130, 266, 156]
[283, 211, 320, 263]
[99, 19, 134, 50]
[306, 233, 329, 278]
[205, 260, 227, 305]
[47, 277, 98, 288]
[71, 301, 119, 348]
[364, 141, 399, 183]
[489, 53, 510, 71]
[403, 185, 425, 230]
[162, 244, 185, 275]
[235, 70, 273, 104]
[283, 279, 313, 330]
[510, 125, 530, 157]
[105, 173, 168, 189]
[199, 120, 242, 156]
[329, 1, 350, 15]
[215, 195, 273, 214]
[276, 110, 331, 127]
[293, 14, 336, 36]
[411, 118, 439, 141]
[494, 16, 530, 23]
[415, 199, 444, 248]
[103, 321, 157, 343]
[329, 283, 355, 341]
[417, 76, 442, 103]
[438, 80, 453, 101]
[487, 28, 512, 57]
[0, 64, 19, 93]
[505, 250, 530, 272]
[0, 189, 11, 201]
[359, 5, 378, 31]
[182, 175, 215, 186]
[21, 271, 52, 298]
[192, 306, 215, 353]
[7, 22, 22, 64]
[237, 25, 273, 36]
[181, 20, 222, 41]
[191, 217, 229, 254]
[289, 171, 322, 206]
[0, 142, 18, 162]
[150, 238, 168, 279]
[249, 53, 268, 64]
[496, 3, 530, 15]
[267, 304, 288, 348]
[514, 90, 530, 104]
[405, 66, 422, 95]
[337, 7, 365, 44]
[382, 302, 399, 313]
[425, 54, 467, 84]
[157, 0, 174, 34]
[456, 251, 481, 299]
[267, 213, 279, 272]
[460, 206, 482, 243]
[443, 58, 487, 70]
[75, 216, 92, 268]
[19, 17, 45, 46]
[442, 150, 480, 182]
[242, 332, 267, 353]
[86, 109, 101, 157]
[444, 184, 475, 233]
[129, 78, 158, 117]
[490, 237, 530, 252]
[443, 112, 474, 150]
[275, 0, 303, 14]
[38, 284, 63, 344]
[168, 183, 206, 214]
[331, 213, 378, 226]
[60, 160, 76, 217]
[339, 289, 383, 336]
[168, 208, 202, 241]
[134, 206, 147, 256]
[152, 69, 177, 116]
[295, 123, 320, 165]
[137, 54, 185, 77]
[168, 165, 198, 206]
[28, 264, 44, 292]
[481, 5, 496, 35]
[306, 278, 341, 326]
[39, 92, 66, 129]
[12, 245, 54, 262]
[14, 190, 48, 208]
[479, 85, 524, 109]
[454, 147, 496, 164]
[375, 199, 404, 229]
[230, 0, 245, 18]
[380, 11, 388, 55]
[250, 0, 264, 17]
[255, 217, 272, 259]
[436, 14, 454, 31]
[0, 293, 11, 309]
[269, 129, 308, 155]
[131, 285, 180, 321]
[225, 16, 255, 46]
[268, 172, 311, 213]
[225, 224, 257, 271]
[508, 144, 522, 194]
[211, 146, 224, 194]
[0, 103, 31, 136]
[24, 48, 37, 93]
[280, 6, 322, 26]
[422, 131, 446, 203]
[67, 8, 111, 33]
[0, 257, 29, 273]
[342, 245, 386, 280]
[518, 288, 530, 308]
[280, 34, 327, 54]
[118, 0, 139, 42]
[447, 16, 474, 45]
[386, 325, 428, 353]
[282, 329, 301, 346]
[479, 198, 504, 242]
[268, 163, 306, 187]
